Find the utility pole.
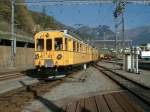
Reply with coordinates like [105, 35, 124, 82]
[113, 0, 126, 68]
[122, 12, 125, 51]
[114, 0, 119, 67]
[103, 32, 106, 49]
[42, 6, 47, 29]
[115, 20, 118, 67]
[11, 0, 16, 57]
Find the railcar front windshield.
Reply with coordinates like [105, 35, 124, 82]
[55, 38, 63, 50]
[46, 39, 52, 51]
[36, 39, 44, 51]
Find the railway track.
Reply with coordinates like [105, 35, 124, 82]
[0, 67, 83, 112]
[0, 72, 25, 81]
[94, 64, 150, 105]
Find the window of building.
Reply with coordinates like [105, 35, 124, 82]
[36, 39, 44, 51]
[55, 38, 63, 50]
[46, 39, 52, 51]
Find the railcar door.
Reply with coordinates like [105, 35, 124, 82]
[68, 38, 73, 65]
[64, 37, 69, 65]
[54, 37, 64, 66]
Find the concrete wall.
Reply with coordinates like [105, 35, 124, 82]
[0, 46, 34, 72]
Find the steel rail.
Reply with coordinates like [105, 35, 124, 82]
[0, 72, 25, 81]
[0, 67, 84, 112]
[94, 64, 150, 105]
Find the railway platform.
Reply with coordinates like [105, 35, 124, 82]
[98, 61, 150, 88]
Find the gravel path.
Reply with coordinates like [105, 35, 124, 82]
[23, 66, 122, 112]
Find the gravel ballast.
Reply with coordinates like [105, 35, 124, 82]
[23, 66, 122, 112]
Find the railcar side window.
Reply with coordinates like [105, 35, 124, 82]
[80, 44, 82, 52]
[87, 47, 89, 54]
[65, 38, 68, 50]
[73, 41, 76, 51]
[55, 38, 63, 50]
[46, 39, 52, 51]
[77, 42, 79, 52]
[85, 46, 87, 53]
[36, 39, 44, 51]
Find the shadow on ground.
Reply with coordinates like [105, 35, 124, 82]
[20, 80, 91, 112]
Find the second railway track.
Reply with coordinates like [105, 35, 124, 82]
[94, 64, 150, 105]
[0, 72, 25, 81]
[0, 67, 83, 112]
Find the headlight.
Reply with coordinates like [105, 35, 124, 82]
[35, 54, 39, 59]
[46, 33, 49, 37]
[57, 54, 62, 60]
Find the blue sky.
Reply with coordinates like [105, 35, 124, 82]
[27, 3, 150, 30]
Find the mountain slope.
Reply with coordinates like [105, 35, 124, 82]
[125, 26, 150, 45]
[75, 25, 115, 40]
[0, 0, 65, 36]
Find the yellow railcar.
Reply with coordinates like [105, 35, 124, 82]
[34, 30, 98, 69]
